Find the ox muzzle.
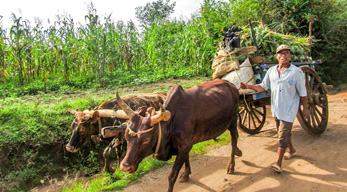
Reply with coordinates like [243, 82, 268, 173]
[66, 143, 79, 153]
[120, 162, 137, 173]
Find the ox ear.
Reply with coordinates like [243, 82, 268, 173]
[66, 108, 77, 115]
[138, 106, 147, 117]
[116, 91, 135, 118]
[147, 107, 156, 116]
[163, 110, 171, 121]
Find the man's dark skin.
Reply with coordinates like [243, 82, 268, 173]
[240, 49, 310, 169]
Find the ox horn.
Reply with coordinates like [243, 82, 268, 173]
[150, 104, 167, 126]
[96, 109, 129, 119]
[66, 108, 78, 115]
[116, 91, 135, 119]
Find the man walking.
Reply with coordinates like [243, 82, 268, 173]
[240, 44, 310, 173]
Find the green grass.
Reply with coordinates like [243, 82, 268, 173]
[61, 131, 231, 192]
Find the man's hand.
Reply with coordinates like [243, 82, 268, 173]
[239, 83, 266, 92]
[240, 82, 248, 89]
[303, 106, 310, 120]
[300, 96, 310, 120]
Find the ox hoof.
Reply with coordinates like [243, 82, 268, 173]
[227, 168, 235, 174]
[235, 148, 243, 157]
[178, 174, 189, 183]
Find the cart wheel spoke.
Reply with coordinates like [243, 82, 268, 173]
[315, 101, 327, 109]
[313, 105, 324, 119]
[311, 106, 318, 128]
[241, 110, 248, 125]
[253, 108, 264, 116]
[239, 108, 246, 114]
[252, 109, 262, 124]
[313, 82, 320, 93]
[313, 107, 321, 125]
[250, 112, 257, 129]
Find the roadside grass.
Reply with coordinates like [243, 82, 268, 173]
[0, 93, 116, 191]
[61, 131, 232, 192]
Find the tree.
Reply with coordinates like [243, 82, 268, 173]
[135, 0, 176, 28]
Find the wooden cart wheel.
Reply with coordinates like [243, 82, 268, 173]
[238, 103, 266, 134]
[297, 66, 329, 136]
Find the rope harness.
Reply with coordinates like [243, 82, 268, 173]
[228, 52, 251, 111]
[127, 123, 162, 159]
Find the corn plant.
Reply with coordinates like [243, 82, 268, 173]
[8, 14, 31, 86]
[0, 25, 7, 83]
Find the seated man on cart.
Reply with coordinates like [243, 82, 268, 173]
[240, 44, 310, 173]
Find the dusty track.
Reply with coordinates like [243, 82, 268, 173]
[121, 91, 347, 192]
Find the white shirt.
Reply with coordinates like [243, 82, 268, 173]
[260, 64, 307, 123]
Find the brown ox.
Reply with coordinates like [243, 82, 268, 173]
[116, 79, 242, 192]
[65, 92, 166, 172]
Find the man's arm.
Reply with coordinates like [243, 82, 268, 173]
[300, 96, 310, 119]
[240, 82, 266, 92]
[297, 68, 310, 119]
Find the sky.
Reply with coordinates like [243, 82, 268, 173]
[0, 0, 204, 29]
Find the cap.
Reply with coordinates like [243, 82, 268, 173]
[276, 44, 291, 54]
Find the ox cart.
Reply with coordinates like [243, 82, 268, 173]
[235, 19, 329, 137]
[237, 59, 329, 136]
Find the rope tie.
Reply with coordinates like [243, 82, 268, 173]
[153, 123, 162, 159]
[127, 126, 154, 137]
[126, 123, 162, 159]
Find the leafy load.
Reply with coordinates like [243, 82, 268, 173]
[238, 23, 314, 62]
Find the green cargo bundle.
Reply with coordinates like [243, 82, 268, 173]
[237, 23, 314, 62]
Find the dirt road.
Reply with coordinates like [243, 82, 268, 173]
[121, 91, 347, 192]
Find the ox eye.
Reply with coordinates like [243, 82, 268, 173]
[142, 138, 150, 144]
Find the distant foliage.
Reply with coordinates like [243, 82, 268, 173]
[135, 0, 176, 28]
